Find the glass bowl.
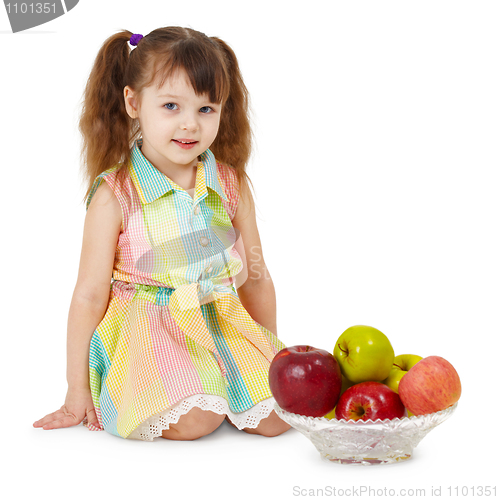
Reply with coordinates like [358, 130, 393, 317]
[274, 402, 458, 465]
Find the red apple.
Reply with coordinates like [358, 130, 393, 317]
[269, 345, 342, 417]
[335, 381, 406, 421]
[398, 355, 461, 416]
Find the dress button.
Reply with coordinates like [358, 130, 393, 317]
[199, 236, 209, 247]
[194, 205, 201, 215]
[205, 266, 213, 273]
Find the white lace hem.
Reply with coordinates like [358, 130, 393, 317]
[127, 394, 277, 441]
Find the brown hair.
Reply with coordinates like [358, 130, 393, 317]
[78, 27, 255, 207]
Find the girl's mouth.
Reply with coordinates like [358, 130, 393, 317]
[173, 139, 198, 150]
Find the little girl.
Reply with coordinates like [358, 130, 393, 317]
[33, 26, 291, 441]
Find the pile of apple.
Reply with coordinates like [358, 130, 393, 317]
[268, 325, 462, 421]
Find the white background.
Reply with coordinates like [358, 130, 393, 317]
[1, 1, 499, 498]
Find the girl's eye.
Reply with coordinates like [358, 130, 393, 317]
[163, 103, 215, 113]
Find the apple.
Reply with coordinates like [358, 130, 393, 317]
[323, 375, 356, 420]
[333, 325, 395, 383]
[399, 355, 461, 416]
[340, 374, 356, 394]
[323, 407, 336, 420]
[269, 345, 342, 417]
[335, 381, 406, 421]
[383, 354, 423, 393]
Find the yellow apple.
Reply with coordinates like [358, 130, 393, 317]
[383, 354, 423, 393]
[333, 325, 395, 383]
[324, 406, 336, 420]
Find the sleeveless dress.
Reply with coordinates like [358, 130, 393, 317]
[82, 138, 287, 441]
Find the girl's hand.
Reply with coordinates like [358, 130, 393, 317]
[33, 387, 99, 430]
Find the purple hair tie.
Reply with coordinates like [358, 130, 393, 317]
[129, 33, 143, 46]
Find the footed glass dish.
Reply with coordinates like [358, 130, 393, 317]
[274, 402, 458, 465]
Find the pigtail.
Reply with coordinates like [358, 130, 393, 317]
[78, 29, 138, 206]
[209, 37, 255, 200]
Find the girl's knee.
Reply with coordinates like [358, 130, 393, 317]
[161, 407, 225, 441]
[257, 421, 291, 437]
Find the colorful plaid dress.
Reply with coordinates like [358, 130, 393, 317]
[82, 138, 286, 440]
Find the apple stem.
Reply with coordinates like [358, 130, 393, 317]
[338, 344, 349, 356]
[394, 364, 403, 370]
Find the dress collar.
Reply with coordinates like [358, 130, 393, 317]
[129, 137, 229, 205]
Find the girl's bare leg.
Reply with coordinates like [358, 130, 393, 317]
[225, 411, 291, 437]
[160, 406, 225, 441]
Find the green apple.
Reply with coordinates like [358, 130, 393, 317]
[383, 354, 423, 393]
[333, 325, 395, 383]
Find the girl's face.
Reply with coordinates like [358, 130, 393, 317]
[124, 68, 222, 175]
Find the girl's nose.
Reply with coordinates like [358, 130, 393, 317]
[180, 113, 199, 132]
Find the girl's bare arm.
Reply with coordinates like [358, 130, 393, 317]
[33, 181, 122, 430]
[66, 180, 122, 390]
